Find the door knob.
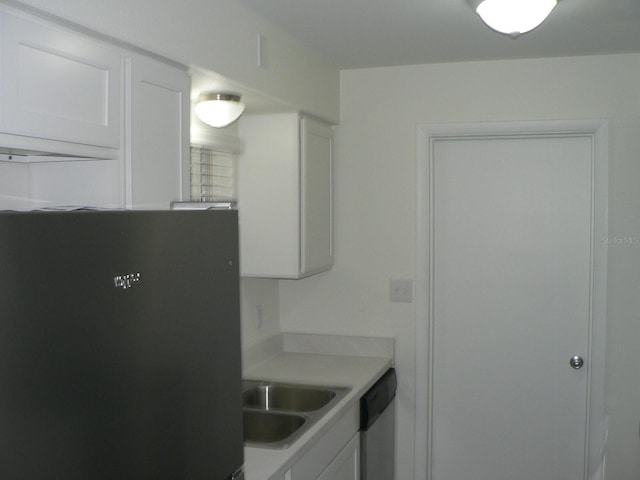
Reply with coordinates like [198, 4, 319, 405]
[570, 355, 584, 370]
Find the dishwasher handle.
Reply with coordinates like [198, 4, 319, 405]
[360, 368, 397, 431]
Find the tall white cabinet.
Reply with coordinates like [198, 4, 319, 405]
[238, 113, 334, 279]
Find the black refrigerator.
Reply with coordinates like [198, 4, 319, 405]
[0, 209, 244, 480]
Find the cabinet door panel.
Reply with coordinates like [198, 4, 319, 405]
[316, 433, 359, 480]
[1, 13, 121, 147]
[126, 56, 189, 210]
[301, 116, 333, 276]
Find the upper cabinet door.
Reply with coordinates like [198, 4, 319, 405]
[126, 55, 190, 210]
[0, 12, 122, 148]
[238, 113, 333, 279]
[301, 116, 334, 276]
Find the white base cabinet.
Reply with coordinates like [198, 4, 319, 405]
[238, 113, 334, 279]
[280, 433, 360, 480]
[276, 404, 360, 480]
[316, 433, 360, 480]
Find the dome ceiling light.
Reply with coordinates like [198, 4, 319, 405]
[195, 92, 245, 128]
[470, 0, 558, 36]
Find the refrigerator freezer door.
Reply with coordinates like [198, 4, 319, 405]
[0, 210, 243, 480]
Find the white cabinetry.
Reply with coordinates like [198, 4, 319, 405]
[238, 113, 333, 279]
[0, 7, 189, 211]
[0, 11, 121, 152]
[125, 55, 189, 209]
[316, 433, 360, 480]
[280, 434, 359, 480]
[284, 405, 360, 480]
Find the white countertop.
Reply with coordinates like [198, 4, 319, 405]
[242, 351, 392, 480]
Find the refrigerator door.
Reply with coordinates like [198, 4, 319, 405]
[0, 210, 243, 480]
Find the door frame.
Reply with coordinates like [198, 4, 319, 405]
[414, 119, 609, 480]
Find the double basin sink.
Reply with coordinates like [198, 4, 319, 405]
[242, 380, 350, 449]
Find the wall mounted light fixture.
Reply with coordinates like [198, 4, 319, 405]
[195, 92, 245, 128]
[470, 0, 558, 36]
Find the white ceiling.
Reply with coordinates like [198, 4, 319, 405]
[235, 0, 640, 69]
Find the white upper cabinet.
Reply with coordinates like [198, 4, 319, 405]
[0, 8, 189, 211]
[0, 12, 121, 150]
[238, 113, 334, 279]
[301, 116, 334, 275]
[125, 55, 189, 210]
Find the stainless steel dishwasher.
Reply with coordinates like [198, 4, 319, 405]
[360, 368, 397, 480]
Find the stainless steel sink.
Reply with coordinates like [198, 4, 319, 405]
[243, 383, 337, 412]
[242, 380, 350, 449]
[243, 410, 306, 444]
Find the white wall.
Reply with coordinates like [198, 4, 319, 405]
[9, 0, 339, 123]
[241, 278, 281, 351]
[279, 53, 640, 479]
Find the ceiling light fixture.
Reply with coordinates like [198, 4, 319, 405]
[471, 0, 558, 36]
[195, 92, 245, 128]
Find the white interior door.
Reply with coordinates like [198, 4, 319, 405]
[429, 134, 594, 480]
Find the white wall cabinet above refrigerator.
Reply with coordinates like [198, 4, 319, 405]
[238, 113, 334, 279]
[0, 7, 189, 211]
[0, 11, 121, 154]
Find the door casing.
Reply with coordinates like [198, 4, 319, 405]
[414, 119, 609, 480]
